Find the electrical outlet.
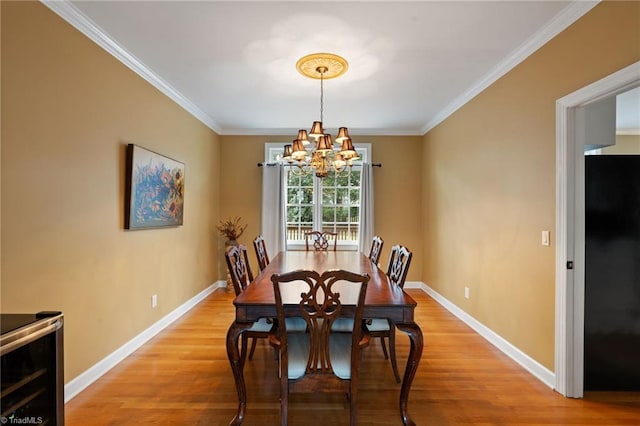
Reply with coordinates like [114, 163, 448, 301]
[464, 287, 470, 299]
[152, 294, 158, 308]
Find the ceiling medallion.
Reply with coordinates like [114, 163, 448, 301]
[296, 53, 349, 80]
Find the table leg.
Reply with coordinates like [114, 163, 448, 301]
[395, 322, 423, 426]
[227, 321, 252, 425]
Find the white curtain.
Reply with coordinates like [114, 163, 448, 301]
[261, 164, 287, 254]
[358, 162, 374, 253]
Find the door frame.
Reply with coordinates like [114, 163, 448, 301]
[554, 61, 640, 397]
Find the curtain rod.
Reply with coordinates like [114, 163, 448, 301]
[257, 162, 382, 168]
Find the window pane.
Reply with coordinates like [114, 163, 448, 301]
[336, 173, 350, 187]
[336, 188, 348, 204]
[323, 206, 335, 223]
[287, 226, 304, 242]
[322, 188, 335, 204]
[300, 188, 313, 203]
[349, 170, 361, 186]
[287, 188, 298, 204]
[349, 188, 360, 203]
[287, 206, 299, 222]
[287, 172, 299, 186]
[301, 173, 314, 186]
[323, 224, 336, 233]
[323, 174, 335, 186]
[350, 206, 359, 222]
[336, 207, 349, 223]
[350, 224, 359, 240]
[300, 205, 312, 223]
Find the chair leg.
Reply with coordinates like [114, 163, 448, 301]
[379, 336, 389, 359]
[280, 379, 288, 426]
[388, 321, 401, 383]
[349, 381, 358, 426]
[248, 337, 258, 360]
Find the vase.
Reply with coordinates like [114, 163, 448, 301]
[225, 239, 238, 293]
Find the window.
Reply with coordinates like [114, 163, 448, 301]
[266, 143, 370, 250]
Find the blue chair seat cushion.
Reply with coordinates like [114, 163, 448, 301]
[248, 317, 272, 333]
[285, 317, 308, 332]
[248, 317, 307, 333]
[333, 318, 392, 332]
[331, 317, 354, 332]
[285, 332, 352, 380]
[365, 318, 391, 332]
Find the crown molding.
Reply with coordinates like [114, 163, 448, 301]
[219, 127, 424, 136]
[41, 0, 222, 134]
[421, 0, 600, 134]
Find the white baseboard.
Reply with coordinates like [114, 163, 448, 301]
[65, 280, 554, 402]
[404, 282, 555, 388]
[64, 281, 226, 402]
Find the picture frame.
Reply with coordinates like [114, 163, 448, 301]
[125, 144, 185, 230]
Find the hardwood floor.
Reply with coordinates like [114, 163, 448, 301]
[65, 289, 640, 425]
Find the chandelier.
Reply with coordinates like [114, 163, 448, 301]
[280, 53, 359, 178]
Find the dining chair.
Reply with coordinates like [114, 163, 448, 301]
[304, 230, 338, 251]
[366, 244, 413, 383]
[368, 235, 384, 265]
[224, 244, 269, 363]
[269, 269, 370, 426]
[252, 234, 270, 272]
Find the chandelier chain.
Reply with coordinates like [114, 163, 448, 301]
[319, 69, 324, 124]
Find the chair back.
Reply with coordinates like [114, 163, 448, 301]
[224, 244, 254, 296]
[271, 269, 369, 377]
[253, 235, 270, 272]
[368, 235, 384, 264]
[386, 245, 412, 289]
[304, 231, 338, 251]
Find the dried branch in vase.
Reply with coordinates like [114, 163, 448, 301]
[217, 216, 247, 241]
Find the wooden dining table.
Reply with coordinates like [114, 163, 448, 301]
[226, 250, 423, 425]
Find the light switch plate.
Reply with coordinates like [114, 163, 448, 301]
[541, 230, 550, 246]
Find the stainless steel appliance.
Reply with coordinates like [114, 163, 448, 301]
[1, 312, 64, 425]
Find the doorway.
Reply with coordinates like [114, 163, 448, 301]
[555, 61, 640, 398]
[584, 154, 640, 390]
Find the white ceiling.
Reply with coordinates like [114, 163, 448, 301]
[45, 1, 619, 136]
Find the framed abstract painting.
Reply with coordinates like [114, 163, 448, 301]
[125, 144, 185, 230]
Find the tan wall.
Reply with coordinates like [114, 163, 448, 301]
[1, 2, 221, 382]
[601, 134, 640, 154]
[1, 1, 3, 289]
[219, 135, 423, 279]
[422, 1, 640, 370]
